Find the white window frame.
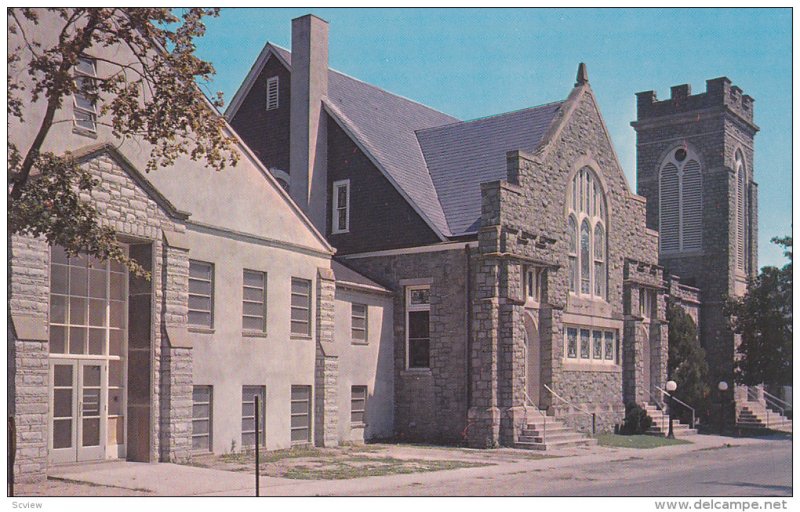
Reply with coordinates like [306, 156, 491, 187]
[266, 76, 279, 111]
[734, 150, 747, 272]
[351, 303, 368, 344]
[242, 269, 267, 333]
[350, 385, 367, 426]
[564, 325, 618, 365]
[332, 179, 351, 234]
[241, 385, 266, 448]
[192, 386, 212, 452]
[73, 56, 98, 133]
[290, 277, 312, 338]
[188, 260, 214, 329]
[290, 385, 312, 444]
[405, 285, 431, 370]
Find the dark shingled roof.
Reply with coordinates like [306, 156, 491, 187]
[239, 44, 564, 238]
[416, 102, 564, 235]
[271, 45, 458, 237]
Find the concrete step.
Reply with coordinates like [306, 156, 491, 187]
[515, 437, 598, 451]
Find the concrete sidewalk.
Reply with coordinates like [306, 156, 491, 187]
[47, 434, 777, 496]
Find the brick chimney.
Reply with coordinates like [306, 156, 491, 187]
[290, 14, 329, 230]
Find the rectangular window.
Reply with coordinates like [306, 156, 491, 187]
[189, 260, 214, 328]
[566, 327, 578, 358]
[266, 76, 279, 110]
[290, 385, 311, 443]
[242, 270, 267, 332]
[290, 278, 311, 337]
[524, 266, 543, 303]
[639, 289, 655, 320]
[192, 386, 212, 452]
[604, 331, 615, 361]
[242, 386, 266, 448]
[351, 303, 368, 344]
[579, 329, 591, 359]
[332, 180, 350, 234]
[351, 386, 367, 425]
[406, 286, 431, 369]
[565, 325, 618, 365]
[73, 56, 97, 132]
[592, 330, 603, 359]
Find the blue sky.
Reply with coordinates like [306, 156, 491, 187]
[192, 8, 792, 269]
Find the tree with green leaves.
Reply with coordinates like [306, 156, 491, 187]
[725, 236, 793, 388]
[667, 301, 711, 423]
[8, 8, 238, 273]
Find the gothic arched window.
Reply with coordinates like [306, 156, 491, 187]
[567, 167, 607, 299]
[734, 150, 747, 272]
[659, 146, 702, 254]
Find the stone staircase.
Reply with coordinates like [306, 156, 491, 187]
[643, 403, 698, 437]
[737, 402, 793, 432]
[514, 412, 597, 451]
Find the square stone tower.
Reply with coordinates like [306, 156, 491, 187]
[631, 78, 759, 386]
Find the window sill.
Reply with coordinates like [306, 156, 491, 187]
[189, 327, 215, 334]
[402, 368, 432, 376]
[290, 335, 313, 340]
[331, 230, 350, 235]
[72, 126, 98, 139]
[562, 361, 621, 373]
[351, 340, 369, 346]
[350, 423, 367, 429]
[242, 331, 268, 338]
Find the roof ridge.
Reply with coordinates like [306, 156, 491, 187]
[416, 100, 564, 135]
[270, 43, 459, 123]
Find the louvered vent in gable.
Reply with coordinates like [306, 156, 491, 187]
[266, 76, 279, 111]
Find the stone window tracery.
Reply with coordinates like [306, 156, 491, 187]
[567, 167, 607, 299]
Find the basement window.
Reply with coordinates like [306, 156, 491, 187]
[266, 76, 279, 110]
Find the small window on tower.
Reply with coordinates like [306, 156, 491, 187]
[266, 76, 279, 111]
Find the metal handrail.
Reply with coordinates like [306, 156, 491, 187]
[761, 387, 791, 410]
[543, 384, 596, 435]
[523, 390, 547, 445]
[655, 386, 696, 429]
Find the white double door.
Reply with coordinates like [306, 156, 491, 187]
[49, 359, 107, 463]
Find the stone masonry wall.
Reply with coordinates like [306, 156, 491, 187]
[344, 249, 471, 444]
[469, 87, 664, 441]
[633, 78, 758, 390]
[9, 234, 50, 483]
[8, 148, 189, 481]
[314, 268, 339, 447]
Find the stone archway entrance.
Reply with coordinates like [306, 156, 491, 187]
[523, 311, 541, 407]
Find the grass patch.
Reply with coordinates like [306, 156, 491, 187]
[597, 434, 691, 449]
[282, 456, 490, 480]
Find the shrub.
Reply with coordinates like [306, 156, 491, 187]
[620, 403, 653, 435]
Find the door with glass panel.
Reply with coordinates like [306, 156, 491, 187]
[48, 246, 128, 463]
[49, 360, 106, 462]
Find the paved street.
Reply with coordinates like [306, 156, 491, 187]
[23, 434, 792, 497]
[360, 438, 791, 497]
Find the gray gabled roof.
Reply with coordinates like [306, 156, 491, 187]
[228, 43, 565, 239]
[269, 45, 459, 238]
[416, 102, 564, 235]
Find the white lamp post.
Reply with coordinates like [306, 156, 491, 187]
[665, 380, 677, 439]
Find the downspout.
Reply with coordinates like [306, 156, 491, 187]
[465, 244, 472, 415]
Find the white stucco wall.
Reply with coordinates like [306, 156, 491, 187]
[333, 287, 394, 442]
